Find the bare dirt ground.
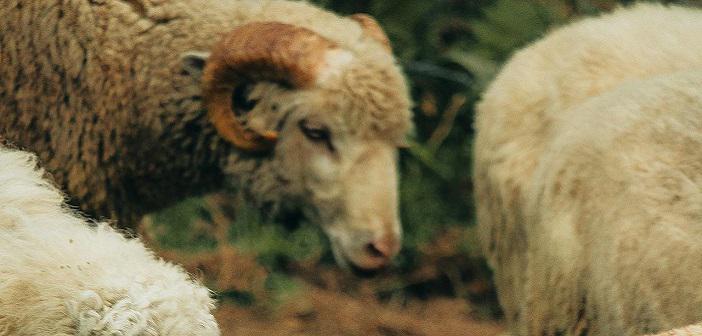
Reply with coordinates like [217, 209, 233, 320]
[215, 290, 503, 336]
[157, 245, 504, 336]
[145, 194, 504, 335]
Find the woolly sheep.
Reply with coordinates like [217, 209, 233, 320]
[473, 4, 702, 335]
[0, 146, 219, 335]
[649, 324, 702, 336]
[0, 0, 412, 271]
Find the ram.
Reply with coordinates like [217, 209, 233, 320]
[473, 4, 702, 335]
[0, 0, 412, 271]
[0, 146, 219, 335]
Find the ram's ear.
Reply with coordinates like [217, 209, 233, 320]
[349, 14, 391, 51]
[180, 51, 211, 80]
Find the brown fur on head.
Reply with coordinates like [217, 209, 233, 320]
[189, 15, 412, 271]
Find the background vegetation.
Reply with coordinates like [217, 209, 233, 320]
[143, 0, 701, 333]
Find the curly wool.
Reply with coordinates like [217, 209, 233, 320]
[474, 4, 702, 335]
[0, 0, 411, 228]
[0, 147, 219, 335]
[648, 324, 702, 336]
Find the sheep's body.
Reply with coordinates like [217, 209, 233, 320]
[650, 324, 702, 336]
[0, 0, 411, 269]
[0, 147, 219, 335]
[529, 71, 702, 335]
[474, 4, 702, 335]
[0, 0, 409, 226]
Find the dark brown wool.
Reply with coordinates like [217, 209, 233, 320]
[0, 0, 411, 228]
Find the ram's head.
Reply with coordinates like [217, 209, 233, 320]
[183, 16, 412, 272]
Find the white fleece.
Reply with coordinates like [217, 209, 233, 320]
[0, 147, 220, 335]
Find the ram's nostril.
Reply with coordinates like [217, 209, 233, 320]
[365, 242, 387, 259]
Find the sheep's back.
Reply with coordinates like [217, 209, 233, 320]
[473, 4, 702, 334]
[526, 70, 702, 335]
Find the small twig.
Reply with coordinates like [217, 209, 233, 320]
[403, 61, 474, 88]
[204, 193, 232, 247]
[405, 141, 454, 180]
[427, 94, 467, 151]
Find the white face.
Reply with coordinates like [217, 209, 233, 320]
[272, 111, 403, 271]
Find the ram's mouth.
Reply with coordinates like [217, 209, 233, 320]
[348, 262, 386, 278]
[329, 240, 391, 278]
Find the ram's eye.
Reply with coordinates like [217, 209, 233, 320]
[299, 119, 334, 150]
[299, 119, 330, 141]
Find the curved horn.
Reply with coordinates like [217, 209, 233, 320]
[350, 14, 391, 51]
[203, 22, 339, 152]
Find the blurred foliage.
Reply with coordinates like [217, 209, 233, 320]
[146, 0, 699, 319]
